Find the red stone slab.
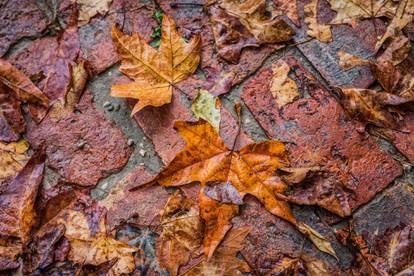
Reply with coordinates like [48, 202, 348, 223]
[241, 56, 402, 217]
[27, 91, 132, 187]
[0, 0, 52, 56]
[100, 165, 170, 231]
[232, 196, 346, 275]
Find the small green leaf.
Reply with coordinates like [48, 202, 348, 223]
[153, 10, 163, 23]
[150, 39, 161, 48]
[191, 89, 221, 131]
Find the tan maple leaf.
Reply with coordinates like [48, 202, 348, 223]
[138, 119, 337, 258]
[56, 209, 139, 275]
[111, 14, 201, 115]
[328, 0, 398, 25]
[77, 0, 113, 26]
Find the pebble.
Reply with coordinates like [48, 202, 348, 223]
[139, 143, 144, 148]
[106, 104, 114, 112]
[127, 139, 135, 146]
[103, 101, 111, 108]
[114, 104, 121, 111]
[139, 162, 145, 166]
[139, 149, 146, 157]
[76, 140, 87, 149]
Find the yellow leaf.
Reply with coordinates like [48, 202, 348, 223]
[0, 140, 30, 183]
[111, 14, 201, 114]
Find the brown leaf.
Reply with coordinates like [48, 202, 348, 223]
[377, 35, 412, 66]
[111, 14, 201, 114]
[304, 0, 332, 43]
[199, 189, 239, 260]
[181, 227, 251, 276]
[219, 0, 294, 44]
[156, 191, 203, 276]
[268, 255, 332, 276]
[0, 58, 48, 106]
[371, 61, 401, 93]
[375, 0, 414, 50]
[278, 166, 323, 185]
[328, 0, 398, 25]
[141, 120, 337, 258]
[0, 147, 45, 243]
[336, 51, 370, 70]
[336, 87, 413, 128]
[270, 59, 300, 108]
[141, 120, 295, 224]
[297, 223, 338, 260]
[0, 139, 30, 183]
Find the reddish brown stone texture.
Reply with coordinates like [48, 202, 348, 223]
[100, 165, 170, 230]
[0, 0, 52, 56]
[232, 196, 346, 275]
[392, 112, 414, 164]
[79, 0, 157, 74]
[8, 27, 80, 103]
[241, 56, 402, 216]
[295, 0, 381, 89]
[27, 91, 132, 187]
[353, 182, 414, 246]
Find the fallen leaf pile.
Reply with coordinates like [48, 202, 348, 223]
[1, 0, 414, 275]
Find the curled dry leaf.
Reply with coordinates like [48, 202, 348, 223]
[304, 0, 332, 43]
[56, 209, 139, 275]
[0, 139, 30, 183]
[371, 61, 401, 93]
[268, 255, 332, 276]
[0, 148, 45, 269]
[337, 87, 413, 129]
[270, 59, 300, 108]
[111, 14, 201, 114]
[0, 58, 48, 106]
[375, 0, 414, 50]
[199, 189, 239, 260]
[278, 166, 322, 185]
[191, 89, 221, 131]
[77, 0, 113, 26]
[181, 227, 251, 276]
[219, 0, 294, 44]
[336, 51, 370, 70]
[156, 191, 203, 276]
[377, 35, 412, 66]
[297, 223, 338, 260]
[0, 147, 44, 243]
